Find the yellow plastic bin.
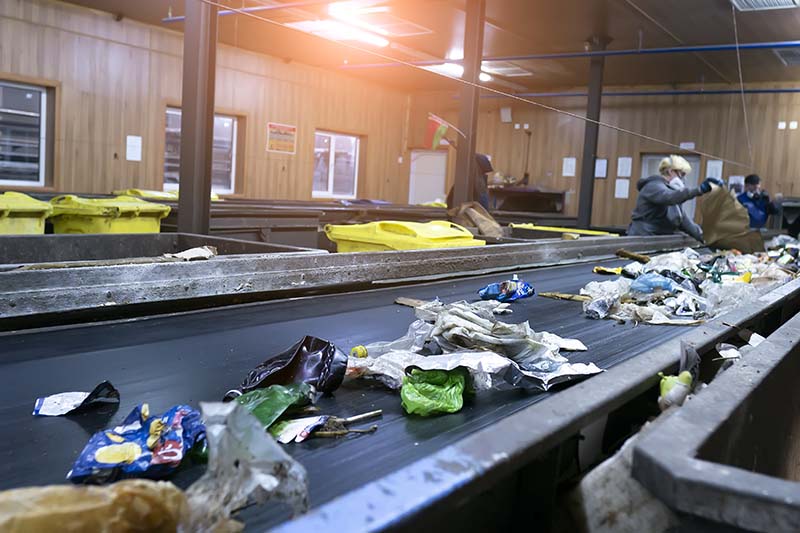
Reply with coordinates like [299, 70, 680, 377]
[112, 189, 179, 201]
[49, 195, 171, 234]
[0, 192, 53, 235]
[113, 189, 222, 201]
[325, 220, 486, 252]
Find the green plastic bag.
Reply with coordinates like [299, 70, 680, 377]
[401, 368, 466, 416]
[234, 382, 312, 430]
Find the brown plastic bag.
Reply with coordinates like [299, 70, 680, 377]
[700, 186, 764, 253]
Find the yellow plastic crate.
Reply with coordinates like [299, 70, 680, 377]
[325, 220, 485, 252]
[49, 195, 171, 234]
[0, 192, 53, 235]
[509, 223, 618, 237]
[113, 189, 222, 201]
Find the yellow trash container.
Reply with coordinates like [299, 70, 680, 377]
[325, 220, 485, 252]
[112, 189, 179, 201]
[49, 195, 171, 234]
[112, 189, 222, 201]
[0, 192, 53, 235]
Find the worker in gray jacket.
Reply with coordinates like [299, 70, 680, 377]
[628, 155, 722, 242]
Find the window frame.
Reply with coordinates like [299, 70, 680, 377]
[162, 106, 240, 195]
[312, 130, 360, 200]
[0, 80, 48, 188]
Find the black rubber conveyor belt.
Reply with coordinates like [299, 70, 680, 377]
[0, 259, 689, 529]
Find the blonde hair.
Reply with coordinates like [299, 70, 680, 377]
[658, 155, 691, 176]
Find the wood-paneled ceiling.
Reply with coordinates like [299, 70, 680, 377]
[63, 0, 800, 92]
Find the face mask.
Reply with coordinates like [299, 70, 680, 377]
[669, 177, 686, 190]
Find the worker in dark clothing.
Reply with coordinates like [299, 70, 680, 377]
[446, 153, 492, 209]
[737, 174, 782, 229]
[628, 155, 722, 242]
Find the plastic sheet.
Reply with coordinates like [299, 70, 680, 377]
[33, 380, 119, 417]
[0, 480, 188, 533]
[234, 383, 313, 430]
[401, 369, 466, 416]
[185, 402, 308, 531]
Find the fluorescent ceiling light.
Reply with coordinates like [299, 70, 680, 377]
[730, 0, 799, 10]
[286, 19, 389, 47]
[423, 62, 492, 82]
[329, 1, 392, 35]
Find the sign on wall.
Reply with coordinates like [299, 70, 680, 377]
[266, 122, 297, 154]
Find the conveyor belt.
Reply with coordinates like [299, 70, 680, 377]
[0, 259, 689, 529]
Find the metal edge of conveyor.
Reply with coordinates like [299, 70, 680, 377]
[271, 278, 800, 532]
[632, 293, 800, 532]
[0, 234, 696, 321]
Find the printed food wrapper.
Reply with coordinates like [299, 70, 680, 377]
[33, 380, 119, 417]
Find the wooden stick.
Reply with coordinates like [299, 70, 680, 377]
[616, 248, 651, 264]
[394, 297, 430, 308]
[342, 410, 383, 425]
[538, 292, 591, 302]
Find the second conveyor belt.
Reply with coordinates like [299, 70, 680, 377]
[0, 258, 688, 529]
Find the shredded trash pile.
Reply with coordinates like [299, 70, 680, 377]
[347, 299, 601, 410]
[578, 246, 795, 325]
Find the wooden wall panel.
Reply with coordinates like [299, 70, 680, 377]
[0, 0, 410, 202]
[413, 85, 800, 227]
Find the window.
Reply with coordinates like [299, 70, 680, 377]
[312, 131, 359, 199]
[164, 107, 239, 194]
[0, 81, 48, 187]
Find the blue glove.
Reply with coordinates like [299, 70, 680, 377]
[699, 177, 724, 193]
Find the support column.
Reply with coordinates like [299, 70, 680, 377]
[177, 0, 218, 234]
[576, 37, 608, 229]
[452, 0, 485, 206]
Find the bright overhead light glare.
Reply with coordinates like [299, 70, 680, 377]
[285, 19, 389, 47]
[329, 1, 392, 36]
[446, 48, 464, 60]
[423, 63, 492, 83]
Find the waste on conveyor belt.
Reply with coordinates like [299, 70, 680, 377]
[478, 273, 535, 303]
[580, 246, 796, 325]
[347, 299, 601, 394]
[32, 380, 119, 417]
[224, 335, 348, 401]
[67, 403, 206, 484]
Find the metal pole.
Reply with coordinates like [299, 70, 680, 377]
[177, 0, 217, 235]
[481, 88, 800, 99]
[341, 39, 800, 70]
[162, 0, 335, 24]
[452, 0, 485, 206]
[577, 37, 607, 229]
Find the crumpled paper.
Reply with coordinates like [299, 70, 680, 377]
[185, 402, 308, 532]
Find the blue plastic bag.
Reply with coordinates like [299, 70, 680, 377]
[629, 272, 680, 294]
[478, 274, 534, 302]
[67, 403, 205, 484]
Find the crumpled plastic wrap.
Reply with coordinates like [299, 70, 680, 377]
[642, 249, 699, 274]
[349, 300, 598, 392]
[347, 350, 513, 390]
[185, 402, 308, 532]
[0, 480, 188, 533]
[348, 348, 601, 392]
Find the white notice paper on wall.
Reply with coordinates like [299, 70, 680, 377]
[679, 141, 696, 150]
[706, 160, 723, 180]
[562, 157, 577, 177]
[126, 135, 142, 162]
[617, 157, 632, 178]
[615, 179, 630, 199]
[594, 158, 608, 178]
